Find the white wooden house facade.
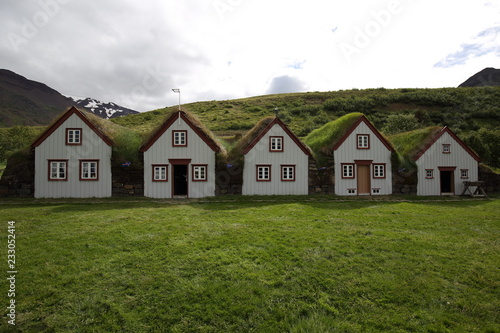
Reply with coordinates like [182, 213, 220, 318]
[333, 115, 394, 195]
[31, 106, 113, 198]
[242, 117, 312, 195]
[415, 127, 480, 196]
[140, 111, 222, 198]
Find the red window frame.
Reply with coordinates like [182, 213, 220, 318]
[192, 164, 208, 182]
[269, 136, 284, 152]
[172, 130, 188, 147]
[372, 164, 386, 179]
[256, 165, 271, 182]
[79, 159, 99, 181]
[66, 128, 82, 145]
[281, 165, 296, 182]
[152, 164, 169, 182]
[356, 134, 370, 149]
[341, 163, 355, 179]
[48, 159, 68, 181]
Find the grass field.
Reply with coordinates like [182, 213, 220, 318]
[1, 197, 499, 332]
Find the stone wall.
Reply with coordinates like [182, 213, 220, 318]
[0, 149, 35, 198]
[392, 169, 418, 195]
[215, 163, 243, 196]
[308, 157, 335, 195]
[0, 182, 33, 198]
[479, 165, 500, 194]
[111, 166, 144, 197]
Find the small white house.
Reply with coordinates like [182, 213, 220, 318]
[31, 106, 114, 198]
[415, 126, 480, 196]
[140, 110, 223, 198]
[333, 115, 394, 195]
[241, 117, 312, 195]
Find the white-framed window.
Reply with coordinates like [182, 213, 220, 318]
[173, 131, 187, 146]
[461, 169, 469, 179]
[270, 136, 283, 152]
[357, 134, 369, 149]
[257, 165, 271, 181]
[426, 169, 434, 179]
[153, 165, 168, 181]
[281, 165, 295, 181]
[347, 189, 356, 194]
[372, 188, 381, 194]
[66, 128, 81, 145]
[49, 160, 67, 181]
[342, 164, 354, 178]
[373, 164, 386, 178]
[80, 160, 98, 180]
[442, 144, 451, 153]
[192, 165, 207, 181]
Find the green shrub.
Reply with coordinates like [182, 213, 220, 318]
[112, 130, 143, 168]
[382, 114, 420, 135]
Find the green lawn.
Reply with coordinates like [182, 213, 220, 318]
[1, 198, 499, 332]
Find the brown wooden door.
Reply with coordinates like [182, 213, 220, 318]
[357, 165, 371, 194]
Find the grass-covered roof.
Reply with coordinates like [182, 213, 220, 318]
[389, 126, 442, 161]
[303, 112, 364, 166]
[140, 109, 227, 157]
[229, 116, 275, 161]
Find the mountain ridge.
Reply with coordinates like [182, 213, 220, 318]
[0, 69, 139, 127]
[459, 67, 500, 87]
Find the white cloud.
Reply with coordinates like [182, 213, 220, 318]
[0, 0, 498, 112]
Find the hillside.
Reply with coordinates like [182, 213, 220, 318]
[111, 87, 500, 137]
[0, 69, 74, 127]
[0, 69, 139, 127]
[459, 67, 500, 87]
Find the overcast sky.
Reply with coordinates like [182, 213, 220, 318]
[1, 0, 499, 112]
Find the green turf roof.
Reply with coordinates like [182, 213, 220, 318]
[389, 126, 442, 160]
[141, 108, 227, 157]
[302, 112, 364, 166]
[229, 116, 275, 161]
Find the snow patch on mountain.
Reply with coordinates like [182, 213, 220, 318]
[67, 96, 139, 119]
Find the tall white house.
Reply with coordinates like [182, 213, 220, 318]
[333, 115, 394, 195]
[415, 127, 480, 196]
[241, 117, 312, 195]
[140, 110, 223, 198]
[31, 106, 114, 198]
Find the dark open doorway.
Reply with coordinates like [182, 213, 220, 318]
[440, 170, 454, 194]
[173, 164, 188, 196]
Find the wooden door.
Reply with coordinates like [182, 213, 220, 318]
[357, 165, 371, 195]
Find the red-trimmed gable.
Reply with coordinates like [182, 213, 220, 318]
[242, 117, 311, 156]
[140, 111, 221, 152]
[332, 115, 394, 152]
[31, 106, 114, 147]
[414, 126, 480, 162]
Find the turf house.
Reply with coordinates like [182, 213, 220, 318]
[140, 110, 225, 198]
[391, 126, 481, 196]
[31, 106, 114, 198]
[235, 116, 312, 195]
[304, 113, 395, 196]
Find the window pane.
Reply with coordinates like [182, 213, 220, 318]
[258, 166, 269, 180]
[271, 137, 282, 151]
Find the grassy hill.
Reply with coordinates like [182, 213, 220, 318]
[111, 87, 500, 138]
